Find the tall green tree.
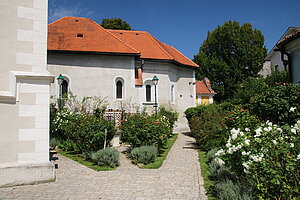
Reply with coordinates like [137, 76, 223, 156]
[194, 21, 267, 102]
[101, 18, 132, 30]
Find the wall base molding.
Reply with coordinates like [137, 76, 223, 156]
[0, 161, 55, 188]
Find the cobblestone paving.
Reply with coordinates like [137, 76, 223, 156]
[0, 133, 207, 200]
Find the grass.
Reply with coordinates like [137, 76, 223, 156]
[58, 151, 117, 171]
[141, 133, 178, 169]
[198, 151, 217, 200]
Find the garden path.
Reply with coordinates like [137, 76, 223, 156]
[0, 133, 207, 200]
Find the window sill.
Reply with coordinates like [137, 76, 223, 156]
[143, 102, 155, 105]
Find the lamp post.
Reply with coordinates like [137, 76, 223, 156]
[57, 74, 64, 109]
[152, 75, 159, 114]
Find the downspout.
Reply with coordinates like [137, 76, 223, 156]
[275, 45, 292, 82]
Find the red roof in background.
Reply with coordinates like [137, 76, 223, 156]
[48, 17, 198, 68]
[196, 79, 216, 95]
[48, 17, 139, 54]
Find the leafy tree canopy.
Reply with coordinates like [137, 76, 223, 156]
[101, 18, 132, 30]
[194, 21, 267, 102]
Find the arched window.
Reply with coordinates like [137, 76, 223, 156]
[146, 85, 151, 102]
[116, 80, 123, 99]
[171, 85, 174, 103]
[61, 80, 68, 97]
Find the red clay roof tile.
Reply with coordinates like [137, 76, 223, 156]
[48, 17, 198, 68]
[48, 17, 139, 54]
[196, 79, 216, 94]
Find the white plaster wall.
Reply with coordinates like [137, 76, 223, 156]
[47, 53, 140, 112]
[142, 61, 196, 132]
[48, 55, 196, 132]
[0, 0, 54, 187]
[260, 51, 286, 77]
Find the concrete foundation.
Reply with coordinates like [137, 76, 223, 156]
[0, 162, 55, 188]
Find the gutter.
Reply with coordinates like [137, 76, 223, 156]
[142, 58, 199, 69]
[48, 50, 199, 68]
[48, 50, 140, 57]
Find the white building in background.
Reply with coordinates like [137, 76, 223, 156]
[260, 27, 300, 77]
[47, 17, 198, 132]
[195, 78, 216, 105]
[0, 0, 55, 187]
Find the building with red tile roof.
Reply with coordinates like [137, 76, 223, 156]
[47, 17, 198, 132]
[48, 17, 198, 68]
[48, 17, 140, 55]
[195, 78, 216, 105]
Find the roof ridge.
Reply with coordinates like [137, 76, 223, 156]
[109, 29, 148, 33]
[48, 16, 71, 26]
[88, 19, 140, 54]
[162, 42, 199, 67]
[145, 32, 174, 60]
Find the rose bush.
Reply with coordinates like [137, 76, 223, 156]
[215, 120, 300, 199]
[223, 105, 260, 131]
[51, 109, 115, 153]
[120, 113, 171, 149]
[249, 83, 300, 125]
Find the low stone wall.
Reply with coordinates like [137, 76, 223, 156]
[0, 162, 55, 188]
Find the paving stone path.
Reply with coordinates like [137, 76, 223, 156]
[0, 133, 207, 200]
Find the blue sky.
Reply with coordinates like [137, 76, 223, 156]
[49, 0, 300, 60]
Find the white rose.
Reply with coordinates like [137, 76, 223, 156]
[231, 133, 238, 140]
[242, 163, 249, 169]
[227, 148, 233, 154]
[226, 142, 231, 148]
[215, 149, 225, 156]
[214, 157, 225, 166]
[245, 139, 250, 146]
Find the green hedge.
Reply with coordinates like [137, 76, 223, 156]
[51, 110, 115, 153]
[120, 113, 171, 149]
[185, 104, 227, 151]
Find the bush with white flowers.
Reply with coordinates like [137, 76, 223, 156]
[215, 120, 300, 199]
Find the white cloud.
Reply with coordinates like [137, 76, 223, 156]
[48, 0, 94, 23]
